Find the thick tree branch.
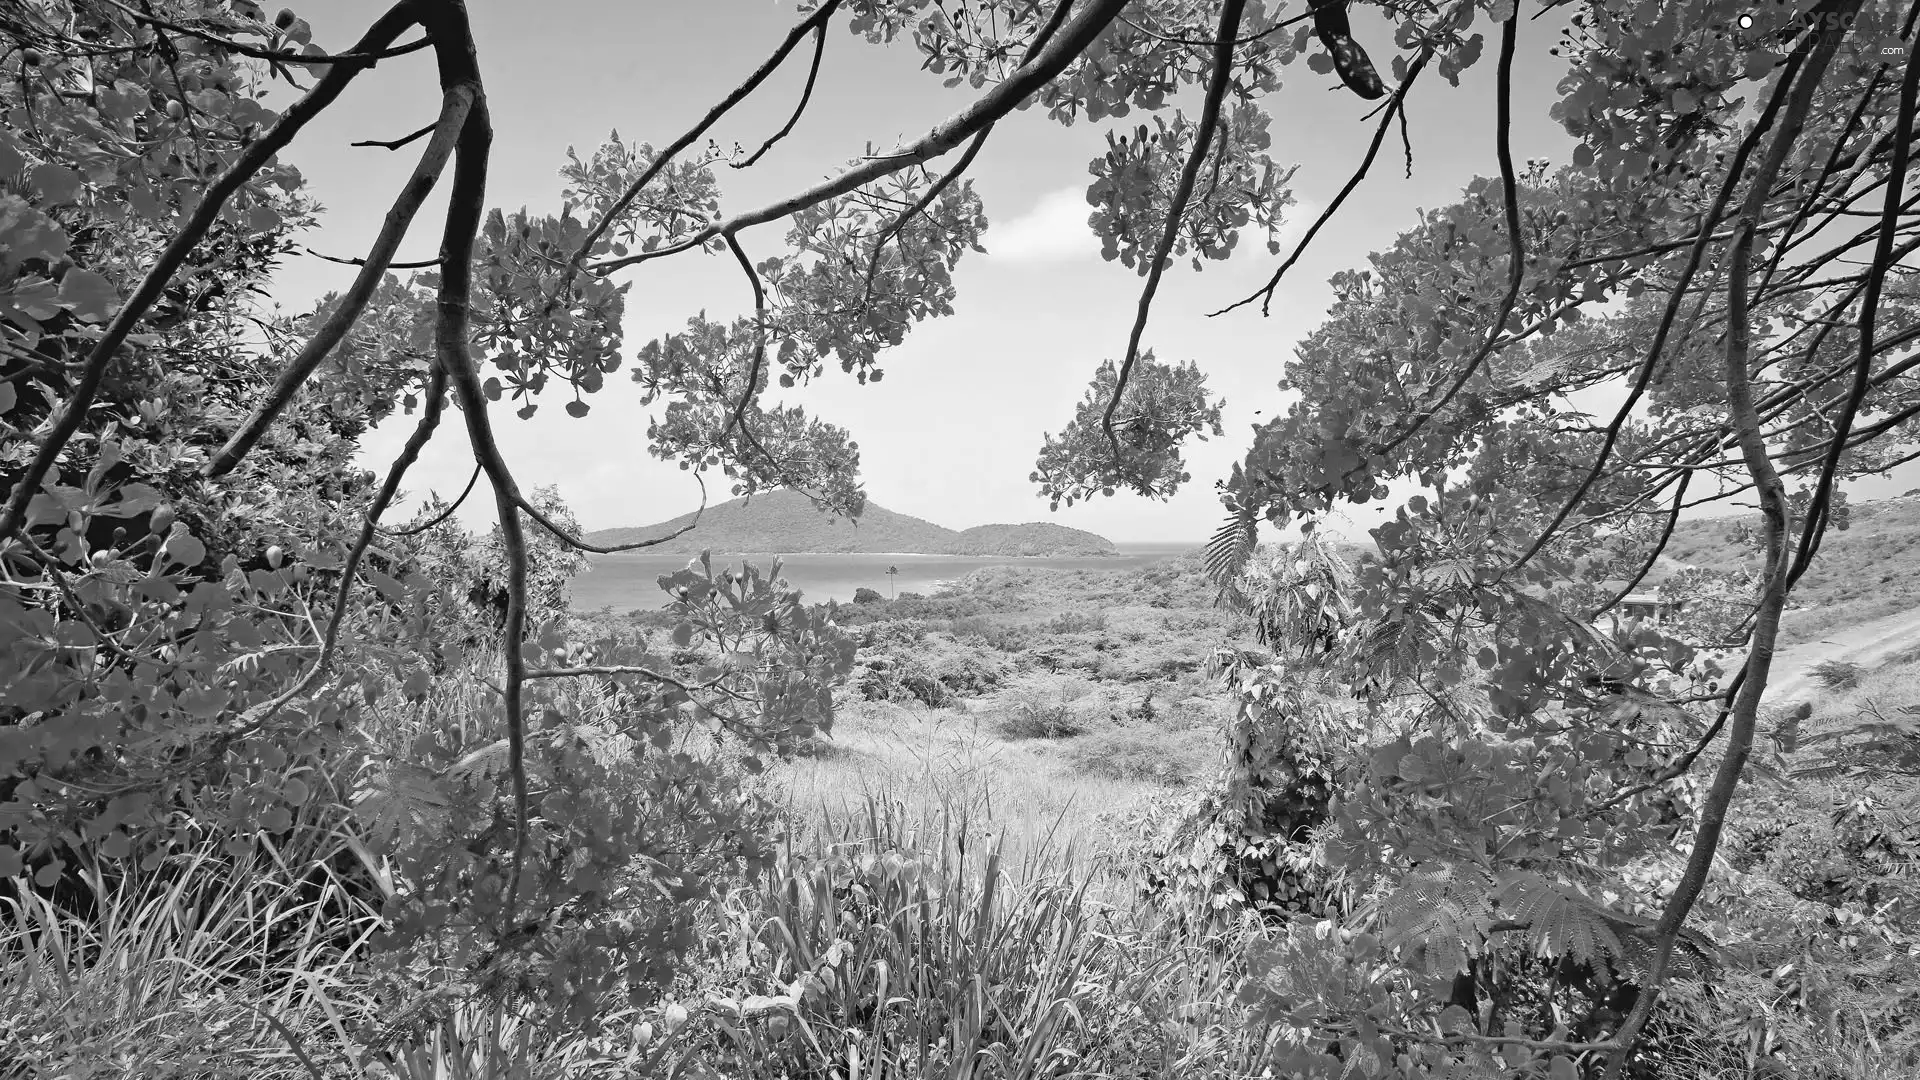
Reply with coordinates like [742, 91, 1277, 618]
[1603, 12, 1854, 1073]
[205, 83, 474, 479]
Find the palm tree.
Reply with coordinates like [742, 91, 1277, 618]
[886, 564, 898, 599]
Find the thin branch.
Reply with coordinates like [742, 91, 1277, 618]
[226, 363, 449, 737]
[515, 472, 710, 556]
[381, 462, 481, 537]
[353, 122, 436, 150]
[860, 125, 993, 303]
[1604, 12, 1853, 1073]
[1509, 41, 1813, 573]
[589, 0, 1134, 277]
[204, 84, 474, 479]
[301, 246, 442, 269]
[1593, 471, 1691, 621]
[1784, 52, 1918, 591]
[101, 0, 429, 66]
[1100, 0, 1246, 460]
[557, 0, 847, 293]
[1209, 47, 1433, 318]
[0, 1, 423, 542]
[1370, 13, 1521, 462]
[732, 21, 827, 168]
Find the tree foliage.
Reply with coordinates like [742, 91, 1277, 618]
[2, 0, 1917, 1073]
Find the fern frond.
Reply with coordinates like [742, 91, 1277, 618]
[1205, 508, 1260, 590]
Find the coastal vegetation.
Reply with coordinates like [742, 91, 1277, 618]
[4, 1, 1920, 1079]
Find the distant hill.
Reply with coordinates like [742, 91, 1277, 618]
[583, 489, 1118, 557]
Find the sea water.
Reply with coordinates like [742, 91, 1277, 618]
[566, 543, 1196, 611]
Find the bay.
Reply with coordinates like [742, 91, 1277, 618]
[567, 542, 1198, 611]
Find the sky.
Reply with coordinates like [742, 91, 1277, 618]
[268, 1, 1918, 544]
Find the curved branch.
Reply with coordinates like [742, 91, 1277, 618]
[1100, 0, 1245, 460]
[1209, 47, 1432, 318]
[226, 363, 450, 737]
[0, 0, 424, 542]
[732, 21, 827, 169]
[1603, 12, 1855, 1073]
[589, 0, 1133, 276]
[556, 0, 846, 291]
[381, 462, 481, 538]
[861, 124, 993, 304]
[206, 83, 475, 479]
[1510, 40, 1814, 573]
[516, 472, 710, 556]
[1372, 13, 1521, 462]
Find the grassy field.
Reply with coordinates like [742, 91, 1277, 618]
[1662, 496, 1920, 643]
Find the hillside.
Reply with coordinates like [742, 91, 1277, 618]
[1657, 495, 1920, 642]
[584, 489, 1118, 556]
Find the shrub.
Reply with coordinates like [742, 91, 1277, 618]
[1814, 660, 1864, 691]
[1065, 729, 1215, 787]
[993, 673, 1110, 739]
[1045, 610, 1108, 634]
[852, 587, 884, 604]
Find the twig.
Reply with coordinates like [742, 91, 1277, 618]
[381, 463, 481, 537]
[301, 247, 441, 269]
[860, 125, 992, 303]
[1100, 0, 1246, 461]
[101, 0, 429, 66]
[353, 122, 436, 150]
[0, 0, 423, 541]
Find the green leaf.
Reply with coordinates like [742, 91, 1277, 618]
[57, 269, 119, 322]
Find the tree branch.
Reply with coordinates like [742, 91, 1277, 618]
[556, 0, 847, 293]
[732, 21, 828, 169]
[1209, 46, 1433, 318]
[589, 0, 1133, 276]
[1603, 12, 1855, 1073]
[0, 0, 423, 542]
[205, 83, 474, 478]
[1100, 0, 1246, 460]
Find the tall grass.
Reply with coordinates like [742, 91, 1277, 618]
[0, 827, 382, 1080]
[674, 797, 1276, 1079]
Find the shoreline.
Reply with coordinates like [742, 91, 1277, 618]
[583, 549, 1136, 560]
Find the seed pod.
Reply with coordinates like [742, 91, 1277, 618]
[265, 544, 284, 569]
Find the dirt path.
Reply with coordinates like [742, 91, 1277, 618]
[1764, 607, 1920, 704]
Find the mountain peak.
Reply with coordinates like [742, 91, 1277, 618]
[582, 490, 1117, 557]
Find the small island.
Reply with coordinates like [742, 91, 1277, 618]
[582, 489, 1119, 557]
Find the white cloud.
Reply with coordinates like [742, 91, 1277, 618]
[984, 186, 1097, 263]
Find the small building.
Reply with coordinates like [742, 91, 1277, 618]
[1617, 591, 1672, 625]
